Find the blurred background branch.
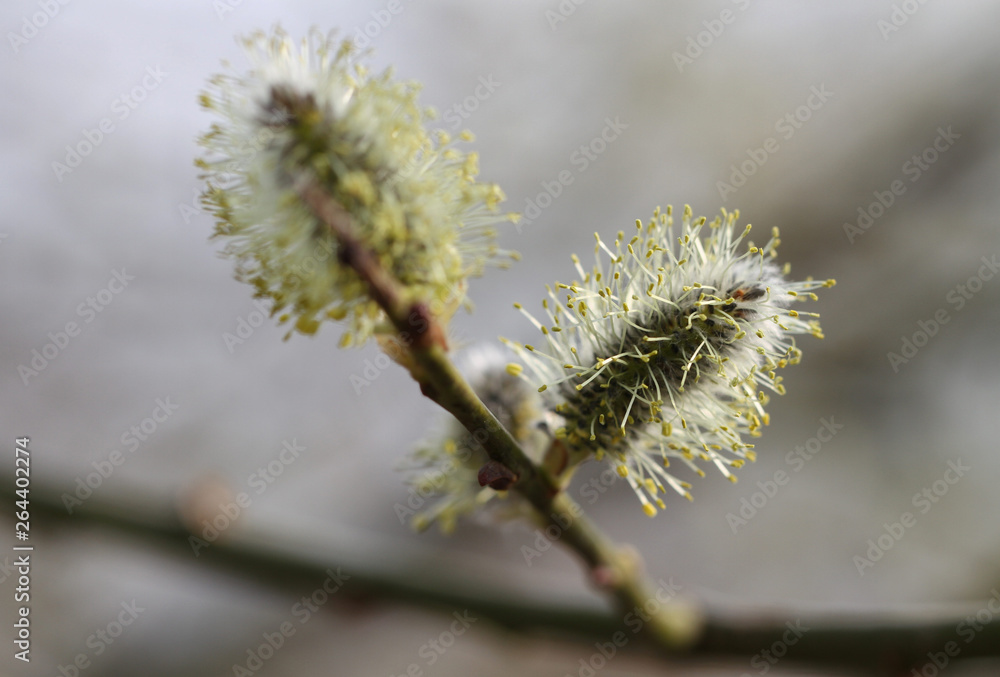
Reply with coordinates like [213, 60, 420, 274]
[9, 477, 999, 675]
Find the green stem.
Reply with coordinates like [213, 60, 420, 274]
[298, 180, 700, 648]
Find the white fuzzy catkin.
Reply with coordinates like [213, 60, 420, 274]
[197, 28, 517, 346]
[504, 205, 834, 516]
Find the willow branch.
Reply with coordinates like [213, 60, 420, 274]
[298, 179, 698, 647]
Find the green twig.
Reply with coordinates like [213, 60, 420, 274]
[298, 180, 702, 648]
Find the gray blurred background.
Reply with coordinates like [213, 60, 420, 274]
[3, 1, 1000, 675]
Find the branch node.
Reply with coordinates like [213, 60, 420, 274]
[590, 565, 621, 590]
[478, 460, 519, 490]
[407, 302, 449, 352]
